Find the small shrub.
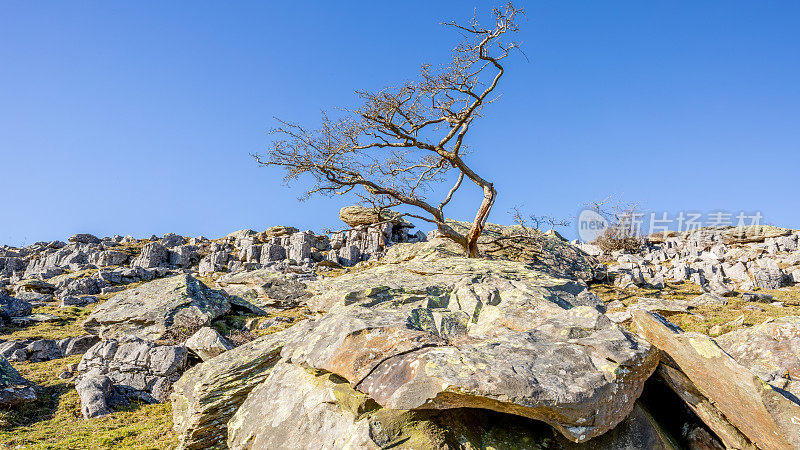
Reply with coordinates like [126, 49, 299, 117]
[594, 225, 645, 253]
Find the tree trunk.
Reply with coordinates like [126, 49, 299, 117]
[465, 184, 497, 258]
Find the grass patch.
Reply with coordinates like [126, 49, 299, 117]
[0, 357, 176, 450]
[0, 306, 95, 341]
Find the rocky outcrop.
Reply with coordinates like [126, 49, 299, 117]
[582, 226, 800, 295]
[82, 275, 230, 341]
[76, 336, 189, 416]
[170, 330, 298, 449]
[223, 239, 659, 443]
[633, 309, 800, 449]
[0, 356, 37, 408]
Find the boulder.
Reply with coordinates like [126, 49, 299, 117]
[689, 293, 728, 308]
[60, 295, 99, 308]
[629, 297, 690, 315]
[130, 242, 169, 268]
[185, 327, 234, 361]
[170, 330, 298, 449]
[215, 269, 310, 309]
[261, 226, 298, 239]
[0, 356, 37, 407]
[75, 369, 130, 419]
[275, 241, 659, 443]
[752, 258, 784, 289]
[0, 291, 33, 318]
[69, 233, 102, 244]
[228, 362, 673, 450]
[338, 205, 407, 227]
[77, 336, 188, 406]
[83, 275, 230, 341]
[161, 233, 186, 248]
[632, 310, 800, 449]
[58, 335, 100, 357]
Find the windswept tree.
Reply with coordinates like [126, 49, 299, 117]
[254, 4, 523, 257]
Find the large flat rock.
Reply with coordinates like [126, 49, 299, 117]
[228, 361, 673, 449]
[83, 274, 230, 341]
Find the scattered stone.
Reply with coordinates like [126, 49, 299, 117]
[60, 295, 98, 307]
[690, 293, 728, 308]
[742, 292, 774, 302]
[629, 297, 690, 315]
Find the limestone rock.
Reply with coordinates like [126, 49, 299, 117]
[632, 310, 800, 449]
[281, 304, 657, 443]
[83, 275, 230, 341]
[75, 369, 129, 419]
[0, 291, 32, 318]
[170, 330, 298, 449]
[69, 233, 102, 244]
[130, 242, 169, 268]
[717, 316, 800, 402]
[228, 362, 672, 450]
[0, 356, 37, 407]
[338, 205, 407, 227]
[185, 327, 234, 361]
[629, 297, 690, 315]
[261, 226, 298, 239]
[77, 336, 188, 406]
[689, 293, 728, 308]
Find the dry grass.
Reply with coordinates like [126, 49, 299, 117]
[0, 306, 94, 341]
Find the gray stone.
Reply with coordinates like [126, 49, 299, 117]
[69, 233, 101, 244]
[131, 242, 169, 268]
[60, 295, 99, 307]
[0, 356, 37, 407]
[58, 335, 100, 357]
[170, 330, 298, 449]
[753, 258, 784, 289]
[0, 291, 32, 318]
[75, 369, 129, 419]
[89, 250, 129, 267]
[77, 336, 188, 405]
[83, 275, 230, 341]
[161, 233, 186, 248]
[185, 327, 234, 361]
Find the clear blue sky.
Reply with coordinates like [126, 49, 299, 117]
[2, 1, 798, 246]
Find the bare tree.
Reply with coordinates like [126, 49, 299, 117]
[253, 4, 523, 257]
